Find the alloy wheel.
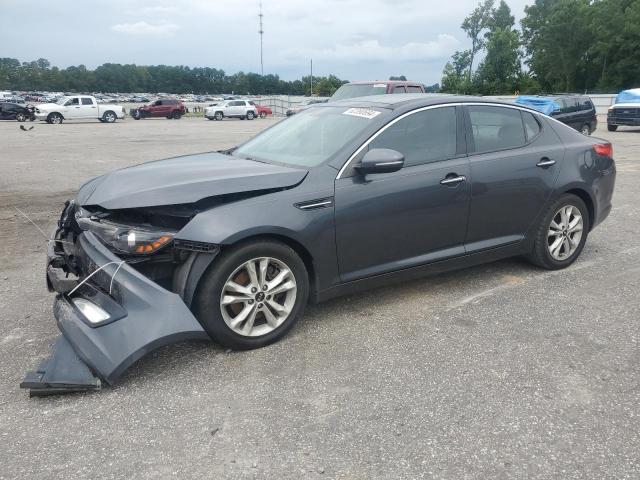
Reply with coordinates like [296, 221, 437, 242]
[16, 112, 26, 122]
[105, 112, 116, 123]
[547, 205, 583, 261]
[580, 124, 590, 135]
[220, 257, 297, 337]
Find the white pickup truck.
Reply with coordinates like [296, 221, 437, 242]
[34, 95, 126, 124]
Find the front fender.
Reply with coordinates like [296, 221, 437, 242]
[175, 189, 340, 294]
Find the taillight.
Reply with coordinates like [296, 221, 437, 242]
[593, 143, 613, 157]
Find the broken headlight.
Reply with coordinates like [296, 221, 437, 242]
[77, 217, 175, 255]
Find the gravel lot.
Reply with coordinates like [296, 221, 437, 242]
[0, 116, 639, 479]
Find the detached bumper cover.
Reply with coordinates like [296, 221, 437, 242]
[22, 230, 210, 395]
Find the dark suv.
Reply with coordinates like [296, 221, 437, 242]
[516, 95, 597, 135]
[131, 99, 186, 120]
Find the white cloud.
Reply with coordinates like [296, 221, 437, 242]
[111, 21, 180, 36]
[284, 35, 460, 64]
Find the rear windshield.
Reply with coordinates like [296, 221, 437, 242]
[331, 84, 388, 101]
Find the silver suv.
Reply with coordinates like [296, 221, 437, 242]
[205, 100, 258, 121]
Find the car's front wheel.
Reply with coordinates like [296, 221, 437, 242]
[580, 124, 590, 135]
[527, 194, 589, 270]
[246, 111, 255, 120]
[15, 112, 26, 122]
[607, 124, 618, 132]
[47, 113, 63, 124]
[259, 111, 267, 118]
[214, 112, 223, 120]
[194, 240, 309, 350]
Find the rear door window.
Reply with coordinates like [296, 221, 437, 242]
[559, 98, 577, 113]
[468, 106, 526, 153]
[522, 111, 541, 141]
[369, 106, 457, 167]
[81, 97, 93, 105]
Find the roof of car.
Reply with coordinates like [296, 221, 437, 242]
[326, 93, 515, 109]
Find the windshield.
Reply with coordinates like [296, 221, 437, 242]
[233, 106, 382, 167]
[56, 96, 71, 105]
[331, 84, 387, 101]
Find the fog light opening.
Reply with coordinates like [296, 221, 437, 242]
[72, 298, 110, 324]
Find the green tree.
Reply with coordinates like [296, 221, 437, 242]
[476, 0, 521, 94]
[441, 50, 472, 93]
[461, 0, 494, 83]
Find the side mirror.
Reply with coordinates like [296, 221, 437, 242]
[357, 148, 404, 175]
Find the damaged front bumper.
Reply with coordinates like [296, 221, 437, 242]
[21, 207, 214, 396]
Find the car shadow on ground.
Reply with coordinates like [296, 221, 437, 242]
[113, 255, 537, 392]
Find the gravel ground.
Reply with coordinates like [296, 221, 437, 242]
[0, 116, 639, 479]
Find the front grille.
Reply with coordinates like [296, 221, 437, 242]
[173, 239, 219, 253]
[611, 107, 640, 118]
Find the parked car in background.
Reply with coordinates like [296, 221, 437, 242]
[249, 101, 272, 118]
[607, 88, 640, 131]
[0, 102, 35, 122]
[285, 99, 327, 116]
[34, 95, 125, 124]
[131, 98, 185, 120]
[204, 100, 257, 120]
[515, 95, 597, 135]
[330, 81, 426, 101]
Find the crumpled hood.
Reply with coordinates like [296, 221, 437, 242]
[78, 152, 308, 210]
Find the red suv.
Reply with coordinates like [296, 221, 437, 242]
[131, 99, 186, 120]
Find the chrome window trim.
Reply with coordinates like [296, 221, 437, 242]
[335, 101, 549, 180]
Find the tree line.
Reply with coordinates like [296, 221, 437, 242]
[441, 0, 640, 95]
[0, 58, 348, 96]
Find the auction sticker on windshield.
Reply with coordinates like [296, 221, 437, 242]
[342, 108, 381, 119]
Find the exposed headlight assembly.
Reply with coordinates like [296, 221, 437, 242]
[77, 217, 175, 255]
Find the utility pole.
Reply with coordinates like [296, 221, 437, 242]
[258, 1, 264, 76]
[310, 59, 313, 96]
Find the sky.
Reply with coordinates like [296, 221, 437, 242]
[1, 0, 532, 85]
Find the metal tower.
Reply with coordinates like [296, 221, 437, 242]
[258, 1, 264, 76]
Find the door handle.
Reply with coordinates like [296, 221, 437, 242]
[536, 158, 556, 168]
[440, 174, 466, 186]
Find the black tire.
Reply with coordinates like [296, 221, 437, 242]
[193, 239, 309, 350]
[240, 116, 246, 120]
[526, 193, 590, 270]
[102, 111, 117, 123]
[259, 111, 267, 119]
[172, 111, 182, 119]
[580, 124, 590, 135]
[214, 111, 223, 121]
[15, 112, 26, 122]
[47, 113, 63, 124]
[607, 124, 618, 132]
[246, 111, 255, 120]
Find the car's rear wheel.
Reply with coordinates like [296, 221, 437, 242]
[102, 111, 116, 123]
[607, 124, 618, 132]
[47, 113, 63, 124]
[194, 240, 309, 350]
[15, 112, 26, 122]
[527, 193, 589, 270]
[214, 111, 223, 120]
[246, 111, 255, 120]
[580, 124, 590, 135]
